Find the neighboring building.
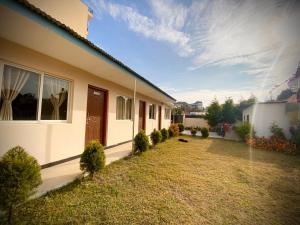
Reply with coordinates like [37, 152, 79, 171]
[242, 101, 299, 138]
[0, 0, 175, 167]
[191, 101, 204, 111]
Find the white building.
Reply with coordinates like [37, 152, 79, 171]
[242, 101, 299, 139]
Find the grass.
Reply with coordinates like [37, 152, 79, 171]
[8, 137, 300, 224]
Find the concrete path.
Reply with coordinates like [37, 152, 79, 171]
[34, 142, 132, 198]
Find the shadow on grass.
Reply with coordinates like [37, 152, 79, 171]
[206, 138, 300, 170]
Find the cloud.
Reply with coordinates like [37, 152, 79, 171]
[90, 0, 193, 57]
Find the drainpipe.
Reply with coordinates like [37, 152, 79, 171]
[132, 78, 137, 152]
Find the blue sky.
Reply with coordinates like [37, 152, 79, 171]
[85, 0, 300, 106]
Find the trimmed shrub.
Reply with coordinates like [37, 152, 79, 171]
[134, 130, 150, 154]
[150, 129, 162, 146]
[191, 128, 197, 136]
[201, 127, 209, 138]
[161, 128, 169, 142]
[270, 123, 286, 139]
[80, 140, 105, 178]
[168, 124, 180, 137]
[178, 123, 185, 132]
[235, 123, 254, 142]
[0, 146, 42, 224]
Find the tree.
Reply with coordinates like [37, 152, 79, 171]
[222, 98, 237, 123]
[277, 89, 293, 101]
[204, 100, 222, 127]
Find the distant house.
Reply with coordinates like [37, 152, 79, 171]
[0, 0, 175, 167]
[191, 101, 204, 111]
[242, 101, 299, 138]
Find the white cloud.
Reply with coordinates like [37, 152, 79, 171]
[90, 0, 193, 57]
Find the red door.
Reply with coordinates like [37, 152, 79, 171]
[85, 86, 107, 146]
[158, 106, 162, 130]
[138, 101, 146, 131]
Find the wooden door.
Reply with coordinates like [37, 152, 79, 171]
[138, 101, 146, 131]
[85, 86, 107, 146]
[158, 106, 162, 130]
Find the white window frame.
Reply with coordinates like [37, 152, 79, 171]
[0, 60, 72, 123]
[149, 104, 156, 119]
[116, 95, 133, 120]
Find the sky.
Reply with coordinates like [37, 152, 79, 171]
[84, 0, 300, 106]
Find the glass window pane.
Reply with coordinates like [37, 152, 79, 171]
[116, 96, 125, 120]
[0, 65, 39, 120]
[41, 75, 69, 120]
[126, 98, 132, 120]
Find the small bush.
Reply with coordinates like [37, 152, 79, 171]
[168, 124, 180, 137]
[0, 146, 42, 224]
[201, 127, 209, 138]
[235, 123, 254, 142]
[134, 130, 150, 153]
[191, 128, 197, 136]
[270, 123, 286, 139]
[178, 123, 184, 132]
[80, 140, 105, 178]
[150, 129, 162, 146]
[161, 128, 169, 142]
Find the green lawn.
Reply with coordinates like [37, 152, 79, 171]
[10, 137, 300, 224]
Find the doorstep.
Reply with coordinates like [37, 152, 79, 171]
[34, 142, 132, 198]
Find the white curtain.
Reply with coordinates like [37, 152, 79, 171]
[0, 66, 30, 120]
[44, 77, 68, 120]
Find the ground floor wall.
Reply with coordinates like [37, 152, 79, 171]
[0, 38, 172, 165]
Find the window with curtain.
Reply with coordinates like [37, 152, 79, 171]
[116, 96, 132, 120]
[41, 75, 70, 120]
[0, 64, 40, 120]
[149, 104, 156, 119]
[164, 108, 171, 119]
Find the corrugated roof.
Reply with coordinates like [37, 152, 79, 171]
[9, 0, 176, 101]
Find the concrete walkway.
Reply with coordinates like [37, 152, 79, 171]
[34, 142, 132, 198]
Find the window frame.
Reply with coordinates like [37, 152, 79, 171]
[149, 104, 156, 119]
[164, 108, 171, 120]
[116, 95, 133, 121]
[0, 60, 72, 123]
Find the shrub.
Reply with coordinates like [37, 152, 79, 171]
[178, 123, 185, 132]
[80, 140, 105, 178]
[270, 123, 286, 139]
[134, 130, 150, 153]
[161, 128, 169, 142]
[191, 128, 197, 136]
[246, 136, 296, 154]
[235, 123, 254, 142]
[201, 127, 209, 138]
[150, 129, 162, 146]
[168, 124, 180, 137]
[0, 146, 42, 224]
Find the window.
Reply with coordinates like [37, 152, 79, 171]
[0, 63, 71, 122]
[41, 75, 70, 120]
[164, 108, 171, 119]
[116, 96, 132, 120]
[246, 114, 249, 122]
[149, 104, 156, 119]
[0, 65, 40, 120]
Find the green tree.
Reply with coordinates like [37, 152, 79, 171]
[277, 89, 293, 101]
[222, 98, 237, 123]
[204, 100, 222, 127]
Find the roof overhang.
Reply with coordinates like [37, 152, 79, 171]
[0, 0, 176, 105]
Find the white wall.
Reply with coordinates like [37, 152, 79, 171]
[0, 38, 172, 165]
[243, 103, 291, 138]
[183, 118, 209, 128]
